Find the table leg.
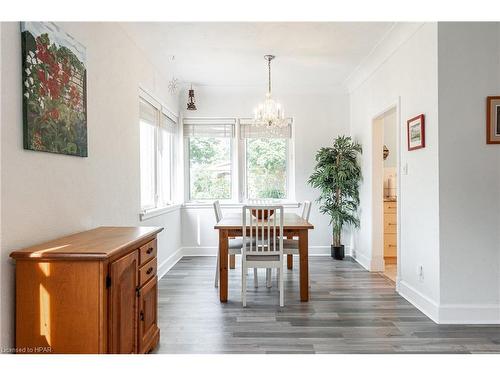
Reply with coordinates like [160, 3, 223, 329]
[229, 254, 236, 269]
[286, 235, 293, 269]
[219, 229, 229, 302]
[298, 229, 309, 302]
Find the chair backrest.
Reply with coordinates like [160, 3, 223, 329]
[242, 205, 284, 256]
[301, 200, 312, 221]
[213, 200, 223, 223]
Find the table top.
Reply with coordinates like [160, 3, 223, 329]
[214, 213, 314, 230]
[10, 226, 164, 260]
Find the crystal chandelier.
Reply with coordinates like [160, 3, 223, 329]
[253, 55, 287, 128]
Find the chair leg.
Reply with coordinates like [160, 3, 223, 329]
[242, 261, 247, 307]
[279, 266, 284, 307]
[253, 268, 258, 288]
[266, 268, 272, 288]
[214, 252, 219, 288]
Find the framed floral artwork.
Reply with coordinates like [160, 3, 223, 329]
[21, 22, 87, 156]
[407, 114, 425, 151]
[486, 96, 500, 144]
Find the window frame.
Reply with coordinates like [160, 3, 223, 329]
[139, 88, 178, 214]
[183, 117, 237, 203]
[183, 117, 295, 204]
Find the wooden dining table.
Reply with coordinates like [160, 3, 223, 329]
[214, 212, 314, 303]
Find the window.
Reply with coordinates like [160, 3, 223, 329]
[139, 93, 177, 211]
[241, 119, 291, 200]
[245, 138, 288, 199]
[184, 119, 235, 201]
[184, 117, 293, 203]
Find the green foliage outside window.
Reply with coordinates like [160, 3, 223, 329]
[246, 138, 287, 199]
[189, 137, 231, 200]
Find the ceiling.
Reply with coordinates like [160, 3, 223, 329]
[121, 22, 394, 91]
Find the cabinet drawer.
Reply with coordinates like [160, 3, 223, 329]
[384, 201, 397, 213]
[139, 257, 157, 286]
[139, 239, 157, 266]
[384, 214, 397, 234]
[384, 234, 397, 257]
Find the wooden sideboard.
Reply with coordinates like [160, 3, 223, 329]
[10, 226, 163, 354]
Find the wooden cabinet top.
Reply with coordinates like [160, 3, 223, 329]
[10, 226, 163, 261]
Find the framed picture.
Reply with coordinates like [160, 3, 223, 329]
[407, 114, 425, 151]
[486, 96, 500, 144]
[21, 22, 88, 157]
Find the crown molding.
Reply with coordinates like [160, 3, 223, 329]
[344, 22, 428, 94]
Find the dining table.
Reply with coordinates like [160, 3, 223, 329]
[214, 212, 314, 303]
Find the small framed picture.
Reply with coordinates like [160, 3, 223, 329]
[407, 114, 425, 151]
[486, 96, 500, 144]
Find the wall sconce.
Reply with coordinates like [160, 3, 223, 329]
[187, 85, 197, 111]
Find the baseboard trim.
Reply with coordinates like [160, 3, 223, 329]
[352, 251, 371, 270]
[398, 280, 439, 323]
[157, 247, 184, 280]
[438, 304, 500, 324]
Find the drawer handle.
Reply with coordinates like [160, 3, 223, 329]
[140, 311, 144, 321]
[388, 223, 396, 226]
[146, 267, 154, 275]
[146, 247, 154, 254]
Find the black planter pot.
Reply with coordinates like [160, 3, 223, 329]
[331, 244, 345, 260]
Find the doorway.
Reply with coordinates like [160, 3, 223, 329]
[371, 105, 399, 285]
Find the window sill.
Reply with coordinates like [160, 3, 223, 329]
[182, 201, 301, 209]
[140, 204, 182, 221]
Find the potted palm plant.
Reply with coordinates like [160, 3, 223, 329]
[308, 136, 362, 260]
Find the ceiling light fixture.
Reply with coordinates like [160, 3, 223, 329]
[253, 55, 286, 128]
[168, 55, 179, 94]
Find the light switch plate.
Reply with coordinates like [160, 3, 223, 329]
[402, 163, 408, 175]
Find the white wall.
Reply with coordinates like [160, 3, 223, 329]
[348, 23, 441, 318]
[180, 85, 350, 255]
[437, 22, 500, 322]
[0, 22, 182, 348]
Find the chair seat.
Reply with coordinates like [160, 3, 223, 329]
[229, 237, 258, 248]
[228, 238, 258, 254]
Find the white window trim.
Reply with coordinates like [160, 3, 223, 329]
[182, 201, 300, 209]
[183, 116, 296, 205]
[139, 87, 179, 219]
[140, 203, 182, 221]
[183, 117, 236, 203]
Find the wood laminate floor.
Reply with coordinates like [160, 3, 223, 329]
[155, 256, 500, 354]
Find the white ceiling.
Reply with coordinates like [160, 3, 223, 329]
[121, 22, 394, 90]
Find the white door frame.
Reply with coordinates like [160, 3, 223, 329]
[370, 98, 402, 290]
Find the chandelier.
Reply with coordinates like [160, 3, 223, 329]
[253, 55, 287, 128]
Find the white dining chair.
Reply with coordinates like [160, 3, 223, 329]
[241, 205, 285, 307]
[213, 201, 258, 288]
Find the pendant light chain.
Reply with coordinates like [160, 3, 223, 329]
[268, 56, 272, 94]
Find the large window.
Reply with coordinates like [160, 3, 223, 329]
[184, 117, 293, 202]
[245, 138, 288, 199]
[241, 119, 291, 200]
[139, 93, 177, 211]
[184, 119, 235, 201]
